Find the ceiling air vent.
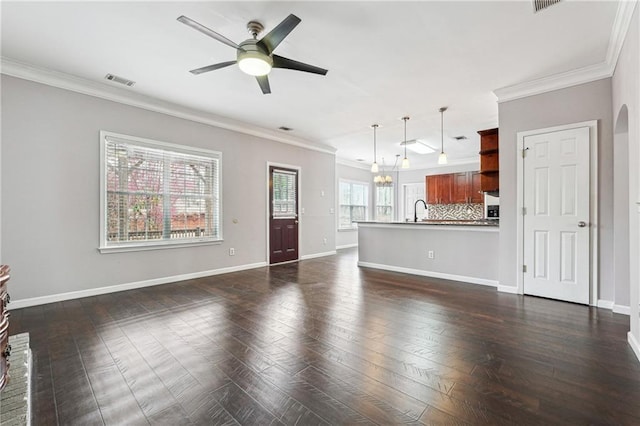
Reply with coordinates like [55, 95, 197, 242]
[105, 73, 136, 87]
[533, 0, 562, 13]
[453, 136, 468, 141]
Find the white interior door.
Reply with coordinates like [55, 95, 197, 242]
[403, 183, 426, 221]
[523, 126, 590, 304]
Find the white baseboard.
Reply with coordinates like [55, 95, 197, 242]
[613, 304, 631, 315]
[629, 332, 640, 363]
[597, 299, 614, 309]
[8, 261, 267, 310]
[357, 261, 498, 287]
[497, 285, 519, 294]
[301, 250, 337, 260]
[336, 243, 358, 250]
[596, 300, 630, 315]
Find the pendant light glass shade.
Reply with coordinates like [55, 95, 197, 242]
[401, 116, 410, 169]
[371, 124, 379, 173]
[438, 107, 448, 165]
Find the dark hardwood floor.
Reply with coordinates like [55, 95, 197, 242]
[8, 248, 640, 425]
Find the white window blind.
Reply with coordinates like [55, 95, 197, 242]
[100, 132, 221, 251]
[272, 169, 297, 218]
[339, 180, 368, 229]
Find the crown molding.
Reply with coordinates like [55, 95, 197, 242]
[0, 57, 337, 156]
[494, 0, 637, 103]
[493, 62, 612, 103]
[606, 0, 638, 68]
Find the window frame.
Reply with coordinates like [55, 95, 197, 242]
[338, 179, 369, 230]
[99, 131, 223, 253]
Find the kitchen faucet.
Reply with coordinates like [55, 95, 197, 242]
[414, 199, 427, 222]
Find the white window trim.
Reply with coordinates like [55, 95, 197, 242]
[338, 179, 369, 231]
[99, 130, 223, 253]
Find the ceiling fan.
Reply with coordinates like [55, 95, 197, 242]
[178, 14, 328, 94]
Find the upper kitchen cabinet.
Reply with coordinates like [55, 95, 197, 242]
[478, 128, 499, 193]
[469, 171, 483, 203]
[426, 174, 452, 204]
[451, 171, 483, 204]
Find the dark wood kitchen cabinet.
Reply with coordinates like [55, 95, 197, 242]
[478, 128, 499, 193]
[427, 172, 482, 205]
[451, 171, 484, 204]
[469, 171, 483, 203]
[426, 174, 452, 204]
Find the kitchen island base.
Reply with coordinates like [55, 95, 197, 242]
[357, 222, 498, 287]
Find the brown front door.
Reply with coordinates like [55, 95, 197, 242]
[269, 166, 299, 264]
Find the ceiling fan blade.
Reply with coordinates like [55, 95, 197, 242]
[257, 14, 301, 54]
[177, 15, 243, 51]
[272, 55, 328, 75]
[256, 75, 271, 94]
[189, 61, 237, 75]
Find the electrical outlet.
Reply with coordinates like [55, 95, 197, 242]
[428, 250, 434, 259]
[323, 238, 327, 245]
[229, 248, 235, 256]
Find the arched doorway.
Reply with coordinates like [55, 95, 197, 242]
[613, 105, 630, 312]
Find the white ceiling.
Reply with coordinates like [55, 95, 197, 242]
[0, 1, 622, 170]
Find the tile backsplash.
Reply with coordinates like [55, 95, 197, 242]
[427, 203, 484, 220]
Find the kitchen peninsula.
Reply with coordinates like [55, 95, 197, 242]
[357, 220, 498, 287]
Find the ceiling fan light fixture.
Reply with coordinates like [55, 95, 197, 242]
[238, 53, 273, 76]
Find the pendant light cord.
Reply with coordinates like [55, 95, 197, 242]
[441, 109, 444, 154]
[439, 106, 448, 154]
[402, 117, 410, 158]
[373, 124, 377, 161]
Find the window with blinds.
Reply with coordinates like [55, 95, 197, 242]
[272, 169, 297, 218]
[99, 131, 222, 252]
[338, 180, 369, 229]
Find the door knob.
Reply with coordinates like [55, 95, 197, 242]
[294, 220, 299, 224]
[578, 221, 587, 227]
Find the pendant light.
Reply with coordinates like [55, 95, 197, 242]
[371, 124, 379, 173]
[401, 116, 410, 169]
[438, 107, 448, 165]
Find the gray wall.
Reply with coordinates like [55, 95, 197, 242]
[336, 162, 372, 248]
[611, 5, 639, 344]
[498, 78, 615, 301]
[1, 75, 336, 303]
